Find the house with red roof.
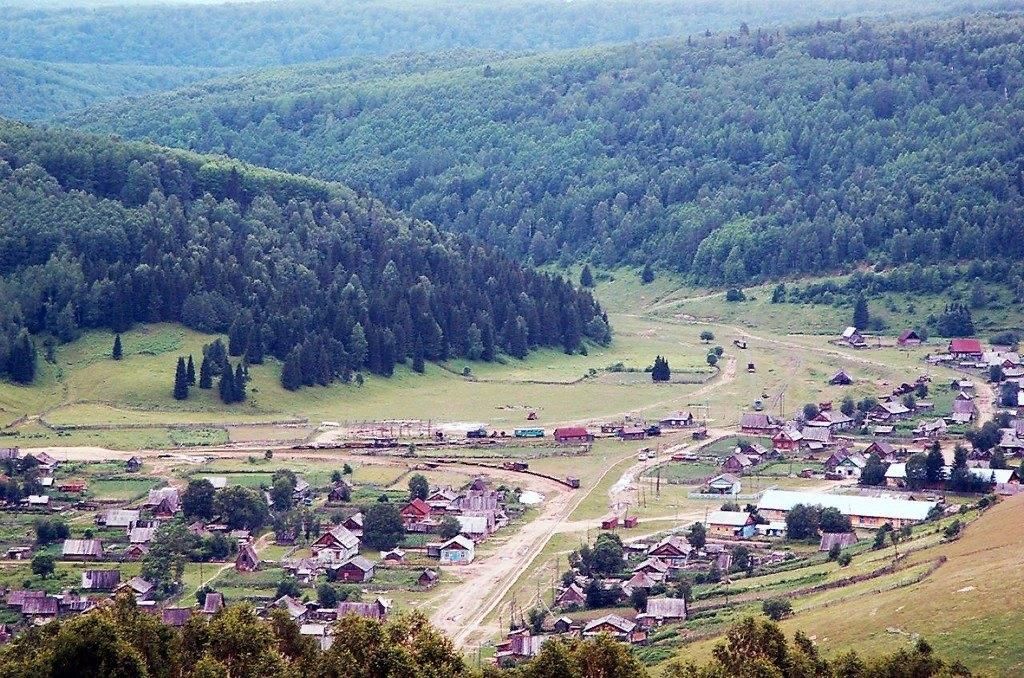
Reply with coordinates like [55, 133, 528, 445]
[948, 338, 983, 359]
[400, 498, 432, 525]
[553, 427, 593, 444]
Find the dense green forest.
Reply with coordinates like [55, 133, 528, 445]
[0, 0, 1003, 68]
[0, 120, 607, 387]
[0, 598, 969, 678]
[0, 58, 222, 121]
[69, 13, 1024, 284]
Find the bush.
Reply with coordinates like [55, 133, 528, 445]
[762, 597, 793, 621]
[725, 288, 746, 302]
[837, 552, 852, 567]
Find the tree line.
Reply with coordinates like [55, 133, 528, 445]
[0, 120, 608, 387]
[67, 14, 1024, 285]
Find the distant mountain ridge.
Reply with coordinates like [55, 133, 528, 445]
[67, 12, 1024, 283]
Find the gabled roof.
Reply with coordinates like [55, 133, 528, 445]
[129, 526, 158, 544]
[819, 532, 858, 551]
[337, 555, 374, 572]
[757, 489, 935, 521]
[644, 597, 688, 619]
[102, 509, 140, 527]
[275, 595, 308, 619]
[81, 569, 121, 590]
[707, 510, 754, 527]
[22, 596, 59, 615]
[949, 338, 983, 354]
[583, 614, 635, 634]
[553, 426, 590, 438]
[740, 412, 776, 429]
[120, 576, 155, 596]
[402, 498, 431, 516]
[314, 525, 359, 550]
[440, 535, 474, 551]
[632, 558, 669, 574]
[62, 538, 103, 558]
[161, 607, 192, 626]
[202, 592, 224, 614]
[897, 329, 921, 342]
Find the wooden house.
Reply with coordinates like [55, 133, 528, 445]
[706, 511, 756, 539]
[116, 576, 155, 600]
[897, 329, 923, 347]
[329, 556, 375, 583]
[124, 456, 143, 473]
[400, 498, 432, 525]
[417, 569, 440, 589]
[828, 370, 854, 386]
[705, 474, 741, 495]
[201, 592, 224, 616]
[659, 411, 695, 428]
[739, 412, 779, 434]
[722, 452, 756, 474]
[647, 536, 692, 565]
[439, 535, 475, 564]
[311, 526, 360, 560]
[948, 338, 983, 359]
[839, 327, 867, 348]
[771, 428, 803, 452]
[162, 608, 192, 627]
[618, 426, 646, 441]
[81, 569, 121, 591]
[640, 597, 688, 626]
[582, 614, 642, 643]
[62, 538, 103, 561]
[819, 532, 858, 552]
[553, 426, 594, 444]
[235, 542, 259, 572]
[555, 583, 585, 609]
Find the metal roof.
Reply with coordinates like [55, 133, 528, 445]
[757, 489, 935, 521]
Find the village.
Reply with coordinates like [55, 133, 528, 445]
[0, 326, 1021, 666]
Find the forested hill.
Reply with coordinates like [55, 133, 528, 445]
[0, 120, 608, 387]
[69, 13, 1024, 284]
[0, 0, 980, 69]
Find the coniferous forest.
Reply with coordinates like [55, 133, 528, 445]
[67, 14, 1024, 284]
[0, 120, 608, 387]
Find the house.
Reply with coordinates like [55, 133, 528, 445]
[864, 440, 899, 461]
[640, 597, 688, 626]
[274, 595, 309, 623]
[58, 481, 87, 493]
[439, 535, 475, 564]
[951, 399, 979, 423]
[62, 538, 103, 561]
[310, 526, 359, 560]
[824, 449, 850, 473]
[553, 427, 593, 444]
[897, 330, 923, 347]
[706, 511, 756, 539]
[293, 478, 311, 502]
[22, 495, 50, 508]
[812, 410, 855, 431]
[755, 521, 788, 538]
[659, 411, 695, 428]
[772, 428, 803, 452]
[5, 590, 45, 609]
[839, 327, 866, 348]
[600, 515, 619, 530]
[456, 515, 491, 540]
[914, 419, 948, 439]
[819, 532, 858, 552]
[143, 488, 180, 517]
[426, 487, 458, 510]
[162, 608, 192, 627]
[327, 480, 352, 503]
[618, 426, 646, 441]
[418, 569, 440, 589]
[99, 509, 140, 529]
[300, 623, 335, 651]
[117, 576, 155, 600]
[834, 454, 867, 479]
[22, 596, 60, 622]
[722, 452, 756, 474]
[582, 614, 640, 642]
[870, 401, 911, 421]
[400, 498, 432, 525]
[622, 571, 658, 596]
[757, 489, 936, 529]
[555, 583, 586, 609]
[330, 556, 375, 583]
[380, 548, 405, 564]
[235, 542, 259, 572]
[123, 543, 150, 561]
[201, 592, 224, 616]
[124, 456, 143, 473]
[740, 412, 779, 434]
[632, 558, 670, 581]
[495, 630, 550, 663]
[552, 616, 575, 634]
[25, 451, 59, 470]
[705, 474, 741, 495]
[5, 546, 31, 560]
[335, 597, 391, 622]
[828, 370, 854, 386]
[948, 338, 984, 359]
[129, 526, 158, 544]
[81, 569, 121, 591]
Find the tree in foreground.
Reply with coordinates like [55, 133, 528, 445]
[361, 502, 405, 550]
[407, 473, 429, 501]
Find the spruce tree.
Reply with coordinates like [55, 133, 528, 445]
[8, 330, 36, 384]
[580, 264, 595, 288]
[173, 357, 189, 400]
[412, 339, 425, 373]
[245, 328, 264, 365]
[198, 355, 212, 389]
[186, 355, 196, 385]
[233, 363, 246, 402]
[853, 294, 870, 330]
[641, 262, 655, 284]
[218, 363, 236, 403]
[281, 349, 303, 391]
[112, 334, 123, 361]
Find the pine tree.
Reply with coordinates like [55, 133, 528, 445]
[412, 338, 425, 373]
[245, 327, 264, 365]
[853, 294, 870, 330]
[641, 263, 655, 284]
[281, 349, 303, 391]
[218, 363, 236, 403]
[112, 334, 123, 360]
[580, 264, 595, 288]
[198, 355, 213, 389]
[233, 363, 246, 402]
[7, 329, 36, 384]
[173, 357, 189, 400]
[186, 355, 196, 385]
